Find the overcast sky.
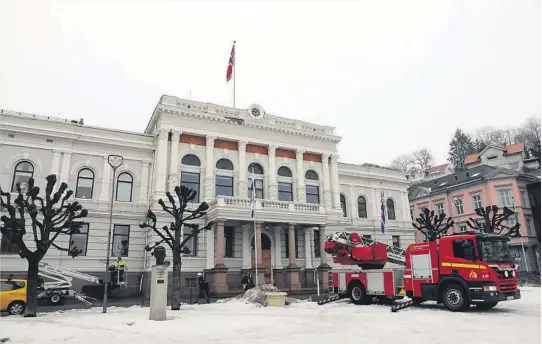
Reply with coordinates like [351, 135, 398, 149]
[0, 0, 539, 167]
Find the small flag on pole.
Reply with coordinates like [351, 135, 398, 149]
[226, 42, 235, 82]
[380, 192, 386, 233]
[249, 177, 256, 218]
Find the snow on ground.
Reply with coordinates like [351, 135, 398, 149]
[1, 288, 540, 344]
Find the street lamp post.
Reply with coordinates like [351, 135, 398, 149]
[102, 154, 124, 313]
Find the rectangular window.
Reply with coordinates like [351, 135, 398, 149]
[0, 235, 19, 254]
[75, 178, 93, 199]
[392, 235, 400, 248]
[435, 203, 445, 215]
[215, 175, 234, 197]
[112, 225, 130, 257]
[284, 228, 299, 258]
[520, 190, 528, 207]
[248, 178, 264, 199]
[278, 182, 293, 202]
[181, 172, 200, 202]
[472, 195, 483, 210]
[69, 223, 89, 256]
[182, 226, 198, 257]
[459, 224, 467, 232]
[362, 235, 372, 240]
[498, 189, 513, 207]
[454, 198, 464, 215]
[224, 227, 234, 258]
[306, 185, 320, 204]
[313, 229, 320, 258]
[526, 218, 534, 237]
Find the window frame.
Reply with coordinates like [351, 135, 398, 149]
[392, 235, 401, 248]
[278, 182, 293, 202]
[358, 196, 368, 218]
[224, 226, 235, 258]
[498, 189, 513, 207]
[435, 202, 445, 215]
[181, 171, 201, 202]
[69, 223, 90, 256]
[305, 185, 320, 204]
[472, 194, 483, 211]
[11, 161, 34, 193]
[454, 197, 464, 215]
[182, 226, 199, 257]
[386, 198, 396, 220]
[0, 234, 19, 255]
[340, 194, 347, 217]
[75, 168, 95, 199]
[215, 175, 234, 197]
[111, 224, 130, 257]
[115, 172, 133, 202]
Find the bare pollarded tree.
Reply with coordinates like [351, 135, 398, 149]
[466, 205, 520, 237]
[412, 208, 455, 242]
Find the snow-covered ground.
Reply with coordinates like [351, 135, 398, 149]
[2, 288, 540, 344]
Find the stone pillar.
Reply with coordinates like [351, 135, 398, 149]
[204, 135, 216, 200]
[241, 224, 251, 269]
[318, 224, 331, 289]
[168, 130, 181, 193]
[322, 153, 332, 209]
[255, 222, 263, 266]
[285, 223, 301, 291]
[210, 219, 228, 294]
[154, 130, 169, 197]
[99, 155, 112, 202]
[330, 155, 340, 210]
[139, 162, 150, 205]
[268, 145, 278, 199]
[304, 227, 313, 269]
[296, 149, 306, 203]
[238, 141, 248, 198]
[273, 225, 283, 269]
[59, 152, 72, 184]
[50, 150, 62, 177]
[205, 229, 215, 269]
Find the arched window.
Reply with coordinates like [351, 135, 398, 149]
[181, 154, 201, 166]
[75, 169, 94, 199]
[305, 170, 319, 181]
[116, 173, 133, 202]
[305, 170, 320, 204]
[277, 166, 293, 201]
[386, 198, 396, 220]
[340, 194, 347, 217]
[216, 158, 234, 170]
[277, 166, 292, 177]
[358, 196, 368, 218]
[248, 163, 264, 199]
[215, 158, 234, 196]
[11, 161, 34, 192]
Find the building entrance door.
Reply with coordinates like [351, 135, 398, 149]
[251, 233, 272, 284]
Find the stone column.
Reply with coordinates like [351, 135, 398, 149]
[304, 227, 313, 269]
[268, 145, 278, 199]
[59, 152, 72, 184]
[285, 223, 301, 291]
[238, 141, 248, 198]
[252, 222, 265, 284]
[205, 229, 215, 269]
[296, 149, 306, 203]
[204, 135, 216, 200]
[210, 219, 228, 294]
[50, 150, 62, 177]
[273, 226, 283, 269]
[139, 162, 150, 204]
[330, 155, 340, 210]
[168, 130, 181, 193]
[317, 224, 331, 289]
[154, 130, 169, 197]
[322, 153, 332, 209]
[98, 156, 111, 202]
[241, 224, 251, 269]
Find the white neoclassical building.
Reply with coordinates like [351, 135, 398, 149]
[0, 96, 414, 295]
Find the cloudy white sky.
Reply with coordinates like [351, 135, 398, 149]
[0, 0, 539, 166]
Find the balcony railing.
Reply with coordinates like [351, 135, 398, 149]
[206, 196, 326, 224]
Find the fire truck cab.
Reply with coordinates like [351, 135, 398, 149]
[404, 232, 521, 311]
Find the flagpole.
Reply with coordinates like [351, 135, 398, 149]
[512, 198, 529, 272]
[233, 40, 236, 108]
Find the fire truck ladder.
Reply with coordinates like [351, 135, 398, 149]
[357, 236, 407, 266]
[38, 262, 102, 306]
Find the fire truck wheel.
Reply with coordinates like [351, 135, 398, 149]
[442, 284, 470, 312]
[49, 294, 62, 305]
[348, 282, 367, 305]
[475, 302, 498, 310]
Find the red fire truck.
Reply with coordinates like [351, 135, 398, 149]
[321, 231, 521, 312]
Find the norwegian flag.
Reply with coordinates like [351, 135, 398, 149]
[226, 42, 235, 82]
[380, 197, 386, 233]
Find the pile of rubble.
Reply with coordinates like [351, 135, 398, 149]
[216, 285, 302, 307]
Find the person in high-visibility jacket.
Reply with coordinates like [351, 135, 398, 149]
[115, 257, 127, 284]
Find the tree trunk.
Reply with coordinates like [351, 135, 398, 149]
[25, 257, 40, 317]
[171, 253, 182, 310]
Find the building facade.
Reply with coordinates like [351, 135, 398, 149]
[0, 96, 413, 295]
[408, 165, 541, 272]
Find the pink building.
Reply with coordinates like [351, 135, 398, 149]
[408, 164, 540, 272]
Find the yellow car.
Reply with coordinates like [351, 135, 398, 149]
[0, 278, 27, 315]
